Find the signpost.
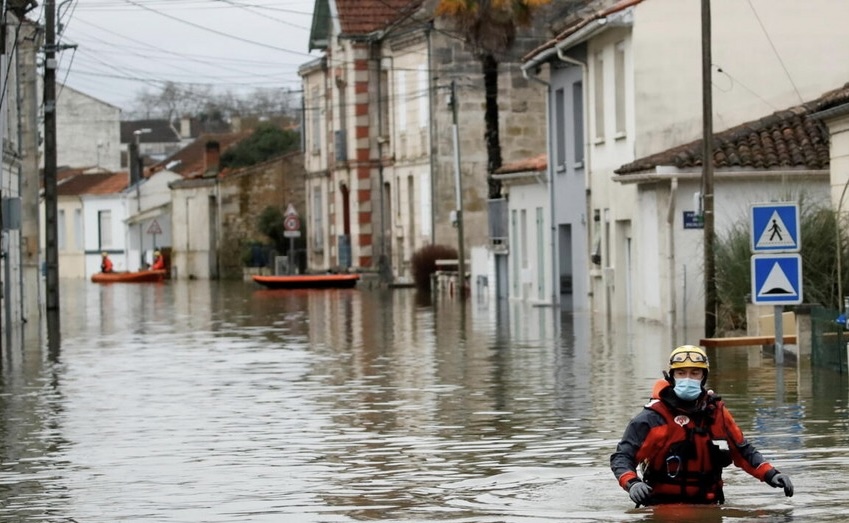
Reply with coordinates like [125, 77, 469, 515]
[283, 204, 301, 275]
[750, 202, 801, 364]
[147, 219, 162, 251]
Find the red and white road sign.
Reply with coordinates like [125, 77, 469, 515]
[284, 215, 301, 231]
[147, 219, 162, 235]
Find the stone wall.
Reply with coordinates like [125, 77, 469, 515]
[429, 17, 551, 252]
[218, 152, 306, 279]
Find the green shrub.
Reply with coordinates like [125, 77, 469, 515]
[411, 244, 458, 292]
[220, 123, 300, 168]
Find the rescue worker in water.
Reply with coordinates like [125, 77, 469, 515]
[610, 345, 794, 506]
[151, 250, 165, 271]
[100, 252, 114, 273]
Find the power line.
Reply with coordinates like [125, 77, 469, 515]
[122, 0, 314, 58]
[746, 0, 803, 104]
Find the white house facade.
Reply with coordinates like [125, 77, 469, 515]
[56, 84, 122, 171]
[2, 10, 40, 345]
[492, 157, 554, 306]
[523, 0, 849, 330]
[125, 169, 180, 269]
[82, 193, 130, 277]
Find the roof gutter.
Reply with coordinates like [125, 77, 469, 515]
[612, 168, 829, 185]
[521, 47, 556, 86]
[809, 102, 849, 122]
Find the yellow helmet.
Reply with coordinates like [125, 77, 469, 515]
[101, 251, 108, 257]
[154, 250, 161, 256]
[669, 345, 709, 371]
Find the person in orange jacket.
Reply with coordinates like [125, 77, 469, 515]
[100, 252, 114, 273]
[151, 250, 165, 271]
[611, 345, 794, 506]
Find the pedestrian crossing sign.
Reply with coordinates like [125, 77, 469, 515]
[750, 202, 799, 252]
[751, 253, 803, 305]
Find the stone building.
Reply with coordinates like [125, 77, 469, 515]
[300, 0, 552, 285]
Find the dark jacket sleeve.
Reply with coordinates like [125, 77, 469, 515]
[611, 408, 659, 489]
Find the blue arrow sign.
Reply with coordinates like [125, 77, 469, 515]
[750, 202, 799, 252]
[751, 253, 802, 305]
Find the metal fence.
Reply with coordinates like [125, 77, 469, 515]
[811, 306, 848, 373]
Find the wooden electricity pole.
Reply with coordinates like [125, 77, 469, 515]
[44, 0, 60, 313]
[701, 0, 716, 337]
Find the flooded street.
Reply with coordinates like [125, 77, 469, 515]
[1, 280, 848, 522]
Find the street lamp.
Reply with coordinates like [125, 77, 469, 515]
[131, 128, 151, 269]
[132, 128, 152, 182]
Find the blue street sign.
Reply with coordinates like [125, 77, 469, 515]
[751, 253, 802, 305]
[750, 202, 799, 252]
[683, 211, 704, 229]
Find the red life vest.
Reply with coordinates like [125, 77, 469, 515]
[636, 396, 728, 504]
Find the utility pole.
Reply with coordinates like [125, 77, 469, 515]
[701, 0, 716, 337]
[44, 0, 59, 313]
[449, 81, 466, 301]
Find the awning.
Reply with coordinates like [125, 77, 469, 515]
[125, 202, 170, 225]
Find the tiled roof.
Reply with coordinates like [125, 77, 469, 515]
[120, 120, 180, 144]
[336, 0, 422, 35]
[56, 166, 90, 183]
[495, 153, 547, 174]
[150, 132, 251, 177]
[613, 85, 846, 175]
[57, 171, 128, 196]
[523, 0, 643, 62]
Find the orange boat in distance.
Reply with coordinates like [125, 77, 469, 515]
[252, 273, 360, 290]
[91, 270, 167, 284]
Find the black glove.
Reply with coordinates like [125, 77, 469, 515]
[769, 472, 794, 497]
[628, 480, 653, 505]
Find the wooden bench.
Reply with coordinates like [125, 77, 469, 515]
[699, 335, 797, 348]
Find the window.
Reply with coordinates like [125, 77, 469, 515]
[419, 171, 432, 238]
[407, 175, 415, 252]
[615, 41, 626, 137]
[397, 71, 407, 132]
[310, 86, 321, 153]
[521, 209, 528, 270]
[380, 70, 390, 138]
[593, 52, 605, 141]
[74, 208, 83, 250]
[313, 188, 324, 252]
[511, 209, 519, 294]
[554, 88, 566, 171]
[58, 209, 66, 250]
[418, 64, 428, 129]
[98, 210, 112, 249]
[536, 207, 545, 300]
[573, 81, 584, 165]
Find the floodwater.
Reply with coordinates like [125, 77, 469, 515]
[0, 280, 848, 522]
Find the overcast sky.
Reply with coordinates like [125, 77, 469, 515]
[50, 0, 319, 114]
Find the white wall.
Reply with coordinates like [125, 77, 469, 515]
[171, 184, 215, 279]
[82, 194, 128, 277]
[632, 0, 849, 158]
[506, 177, 552, 305]
[56, 85, 121, 171]
[57, 198, 86, 278]
[670, 176, 829, 330]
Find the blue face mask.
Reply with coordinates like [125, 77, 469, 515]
[673, 378, 702, 400]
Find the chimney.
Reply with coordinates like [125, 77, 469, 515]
[204, 141, 220, 176]
[180, 116, 192, 139]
